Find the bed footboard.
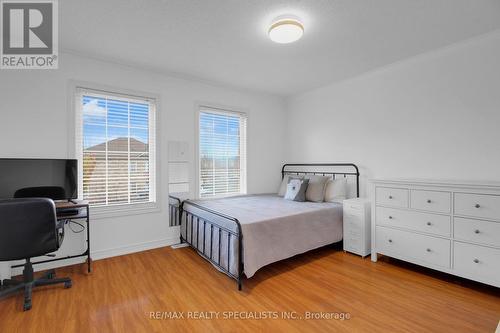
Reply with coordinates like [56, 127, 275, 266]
[181, 200, 244, 291]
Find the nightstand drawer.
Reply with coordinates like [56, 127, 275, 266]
[344, 202, 364, 213]
[345, 224, 361, 236]
[410, 190, 451, 214]
[346, 235, 361, 247]
[344, 217, 362, 235]
[344, 212, 362, 227]
[376, 187, 408, 208]
[345, 245, 362, 255]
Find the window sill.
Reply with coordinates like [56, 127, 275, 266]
[89, 202, 161, 220]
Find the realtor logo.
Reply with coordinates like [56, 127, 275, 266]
[1, 0, 58, 69]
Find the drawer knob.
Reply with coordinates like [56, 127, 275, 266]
[388, 239, 393, 243]
[473, 258, 480, 264]
[426, 248, 431, 252]
[389, 196, 393, 199]
[427, 199, 432, 203]
[426, 222, 432, 226]
[475, 204, 481, 209]
[388, 216, 393, 219]
[474, 229, 480, 234]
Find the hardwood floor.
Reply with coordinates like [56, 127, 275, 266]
[0, 245, 499, 332]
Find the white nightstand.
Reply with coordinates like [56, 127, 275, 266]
[343, 198, 371, 257]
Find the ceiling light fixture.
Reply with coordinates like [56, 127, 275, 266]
[268, 17, 304, 44]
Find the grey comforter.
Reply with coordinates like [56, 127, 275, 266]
[182, 194, 343, 278]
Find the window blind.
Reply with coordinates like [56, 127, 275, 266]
[75, 88, 156, 207]
[199, 108, 247, 198]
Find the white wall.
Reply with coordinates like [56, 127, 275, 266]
[0, 52, 286, 275]
[286, 31, 500, 197]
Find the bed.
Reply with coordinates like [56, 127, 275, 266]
[168, 163, 360, 290]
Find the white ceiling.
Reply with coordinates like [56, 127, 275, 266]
[61, 0, 500, 96]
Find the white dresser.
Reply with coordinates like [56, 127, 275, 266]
[370, 179, 500, 288]
[343, 198, 371, 257]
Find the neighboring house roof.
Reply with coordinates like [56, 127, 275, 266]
[87, 137, 148, 152]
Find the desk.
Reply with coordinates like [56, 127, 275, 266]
[11, 201, 91, 273]
[0, 263, 9, 281]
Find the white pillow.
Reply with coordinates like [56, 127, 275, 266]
[278, 175, 303, 196]
[324, 178, 347, 203]
[305, 175, 330, 202]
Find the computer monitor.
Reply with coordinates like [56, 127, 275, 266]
[0, 158, 78, 200]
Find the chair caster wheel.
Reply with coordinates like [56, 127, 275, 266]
[23, 302, 32, 311]
[64, 281, 72, 289]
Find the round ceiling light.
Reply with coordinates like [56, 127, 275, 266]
[268, 17, 304, 44]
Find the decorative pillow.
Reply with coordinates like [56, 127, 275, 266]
[305, 175, 331, 202]
[324, 178, 347, 203]
[278, 175, 303, 196]
[284, 178, 309, 202]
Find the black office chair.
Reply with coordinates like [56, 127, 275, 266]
[14, 186, 66, 200]
[0, 198, 72, 311]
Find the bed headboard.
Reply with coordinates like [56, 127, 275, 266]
[281, 163, 360, 198]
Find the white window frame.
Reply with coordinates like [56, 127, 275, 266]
[195, 104, 247, 199]
[70, 82, 160, 219]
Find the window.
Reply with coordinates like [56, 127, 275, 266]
[198, 107, 247, 198]
[75, 88, 156, 207]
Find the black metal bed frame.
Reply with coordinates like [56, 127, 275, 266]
[281, 163, 360, 198]
[168, 195, 182, 227]
[169, 163, 360, 291]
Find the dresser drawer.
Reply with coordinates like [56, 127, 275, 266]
[376, 226, 450, 268]
[376, 207, 450, 237]
[376, 187, 408, 208]
[454, 218, 500, 247]
[410, 190, 451, 214]
[454, 193, 500, 221]
[453, 242, 500, 284]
